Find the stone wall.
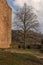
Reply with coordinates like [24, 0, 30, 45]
[0, 0, 12, 48]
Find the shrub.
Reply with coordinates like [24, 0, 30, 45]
[18, 45, 21, 48]
[27, 45, 30, 49]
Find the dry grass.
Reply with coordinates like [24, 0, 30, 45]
[0, 50, 43, 65]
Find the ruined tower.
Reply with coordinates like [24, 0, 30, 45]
[0, 0, 12, 48]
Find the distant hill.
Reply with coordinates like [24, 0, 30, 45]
[12, 30, 42, 42]
[11, 30, 43, 48]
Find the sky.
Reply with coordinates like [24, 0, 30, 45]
[7, 0, 43, 33]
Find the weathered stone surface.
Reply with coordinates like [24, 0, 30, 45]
[0, 0, 12, 48]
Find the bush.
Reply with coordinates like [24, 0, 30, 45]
[37, 45, 41, 49]
[40, 39, 43, 53]
[26, 45, 30, 49]
[18, 45, 21, 48]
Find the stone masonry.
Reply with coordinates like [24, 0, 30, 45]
[0, 0, 12, 48]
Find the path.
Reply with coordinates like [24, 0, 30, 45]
[4, 49, 43, 59]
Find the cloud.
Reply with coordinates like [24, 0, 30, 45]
[13, 0, 40, 10]
[14, 0, 29, 7]
[12, 0, 43, 32]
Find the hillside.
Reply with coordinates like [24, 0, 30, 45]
[12, 30, 42, 42]
[11, 30, 43, 48]
[0, 50, 43, 65]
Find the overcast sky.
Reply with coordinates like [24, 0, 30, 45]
[7, 0, 43, 33]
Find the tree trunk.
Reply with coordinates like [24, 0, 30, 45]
[23, 31, 26, 49]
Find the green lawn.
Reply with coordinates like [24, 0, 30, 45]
[0, 50, 43, 65]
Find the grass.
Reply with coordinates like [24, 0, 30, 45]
[0, 50, 43, 65]
[24, 48, 40, 51]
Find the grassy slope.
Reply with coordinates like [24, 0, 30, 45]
[0, 51, 43, 65]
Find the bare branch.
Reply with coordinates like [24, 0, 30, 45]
[13, 3, 39, 48]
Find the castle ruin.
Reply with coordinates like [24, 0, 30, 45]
[0, 0, 12, 48]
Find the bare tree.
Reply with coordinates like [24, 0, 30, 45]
[13, 3, 39, 48]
